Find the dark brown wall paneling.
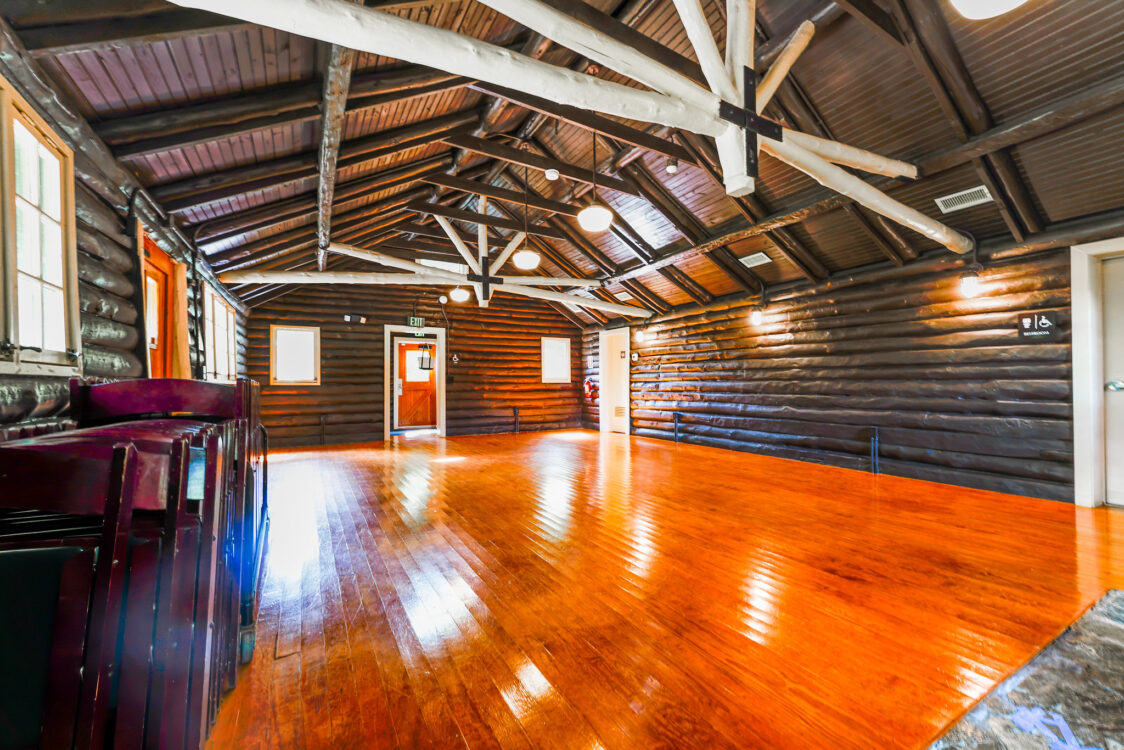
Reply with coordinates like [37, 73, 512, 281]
[246, 287, 583, 447]
[585, 249, 1073, 502]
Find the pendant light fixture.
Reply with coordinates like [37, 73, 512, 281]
[512, 164, 541, 270]
[749, 290, 767, 326]
[948, 0, 1029, 19]
[959, 234, 984, 298]
[577, 134, 612, 233]
[418, 343, 434, 371]
[449, 287, 470, 303]
[544, 168, 560, 181]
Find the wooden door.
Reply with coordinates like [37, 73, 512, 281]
[395, 341, 436, 428]
[1105, 257, 1124, 505]
[143, 237, 176, 378]
[601, 329, 630, 434]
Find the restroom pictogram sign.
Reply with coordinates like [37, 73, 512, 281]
[1018, 311, 1059, 340]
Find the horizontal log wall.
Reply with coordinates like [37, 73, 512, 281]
[246, 287, 583, 447]
[585, 249, 1074, 502]
[0, 36, 244, 429]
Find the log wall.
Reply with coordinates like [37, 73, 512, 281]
[0, 24, 244, 430]
[584, 249, 1074, 502]
[247, 286, 583, 447]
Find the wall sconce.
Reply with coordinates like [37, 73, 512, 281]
[959, 237, 984, 298]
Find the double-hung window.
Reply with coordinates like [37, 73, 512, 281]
[203, 284, 237, 383]
[0, 74, 78, 375]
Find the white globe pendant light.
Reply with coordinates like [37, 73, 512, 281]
[578, 133, 612, 233]
[948, 0, 1029, 19]
[513, 248, 541, 270]
[449, 287, 470, 303]
[577, 202, 612, 232]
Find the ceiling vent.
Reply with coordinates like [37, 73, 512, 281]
[935, 185, 993, 214]
[738, 251, 772, 269]
[614, 291, 634, 301]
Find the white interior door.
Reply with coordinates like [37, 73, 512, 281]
[600, 329, 630, 434]
[1105, 257, 1124, 505]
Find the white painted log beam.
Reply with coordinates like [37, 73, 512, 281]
[672, 0, 752, 196]
[328, 243, 466, 282]
[499, 276, 601, 287]
[218, 270, 454, 285]
[756, 20, 814, 112]
[491, 231, 527, 272]
[764, 137, 972, 253]
[168, 0, 722, 136]
[434, 215, 481, 274]
[498, 285, 652, 317]
[784, 130, 919, 180]
[726, 0, 754, 98]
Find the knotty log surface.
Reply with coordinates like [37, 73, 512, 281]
[584, 249, 1074, 502]
[247, 286, 583, 446]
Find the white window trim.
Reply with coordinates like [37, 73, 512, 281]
[541, 336, 572, 384]
[0, 74, 80, 377]
[270, 324, 321, 386]
[204, 284, 237, 383]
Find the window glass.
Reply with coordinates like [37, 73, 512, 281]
[541, 337, 572, 384]
[204, 285, 237, 382]
[272, 326, 319, 384]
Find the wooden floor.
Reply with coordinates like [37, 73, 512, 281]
[207, 430, 1124, 749]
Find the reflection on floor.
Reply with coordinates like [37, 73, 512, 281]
[206, 430, 1124, 750]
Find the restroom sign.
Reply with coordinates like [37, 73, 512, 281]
[1018, 311, 1058, 340]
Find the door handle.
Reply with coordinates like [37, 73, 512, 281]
[1108, 380, 1124, 392]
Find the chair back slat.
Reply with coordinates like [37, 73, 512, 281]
[70, 378, 237, 423]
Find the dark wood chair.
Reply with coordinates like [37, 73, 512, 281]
[0, 443, 138, 750]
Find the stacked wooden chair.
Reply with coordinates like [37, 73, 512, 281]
[0, 378, 267, 750]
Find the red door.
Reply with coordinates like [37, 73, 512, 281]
[396, 341, 436, 428]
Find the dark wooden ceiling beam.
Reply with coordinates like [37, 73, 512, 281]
[620, 280, 671, 314]
[14, 9, 244, 55]
[316, 42, 357, 270]
[97, 65, 458, 147]
[755, 2, 845, 70]
[919, 73, 1124, 175]
[659, 265, 712, 305]
[468, 82, 695, 164]
[193, 157, 448, 245]
[441, 133, 639, 196]
[151, 109, 476, 213]
[405, 200, 567, 240]
[890, 0, 1044, 240]
[420, 172, 580, 217]
[831, 0, 904, 46]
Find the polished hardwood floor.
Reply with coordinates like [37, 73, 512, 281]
[206, 430, 1124, 749]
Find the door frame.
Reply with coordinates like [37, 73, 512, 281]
[383, 325, 446, 440]
[598, 328, 630, 435]
[1071, 237, 1124, 507]
[392, 335, 438, 430]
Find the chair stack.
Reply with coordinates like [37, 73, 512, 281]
[0, 378, 267, 750]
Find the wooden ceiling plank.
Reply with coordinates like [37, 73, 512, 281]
[193, 158, 447, 244]
[441, 133, 639, 196]
[153, 110, 475, 213]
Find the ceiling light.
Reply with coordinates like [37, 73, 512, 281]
[948, 0, 1029, 19]
[513, 249, 541, 270]
[577, 202, 612, 232]
[960, 267, 983, 298]
[579, 132, 612, 233]
[665, 157, 679, 174]
[449, 287, 470, 303]
[749, 307, 764, 327]
[544, 168, 560, 181]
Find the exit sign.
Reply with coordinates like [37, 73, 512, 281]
[407, 316, 424, 328]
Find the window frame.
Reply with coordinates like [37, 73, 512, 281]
[203, 284, 237, 383]
[270, 324, 321, 386]
[0, 74, 79, 377]
[540, 336, 572, 384]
